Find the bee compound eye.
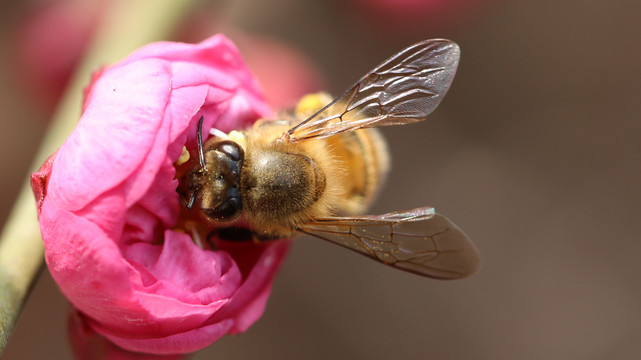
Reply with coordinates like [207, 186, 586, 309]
[215, 141, 243, 161]
[219, 197, 242, 220]
[203, 195, 242, 221]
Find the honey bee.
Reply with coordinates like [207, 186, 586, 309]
[177, 39, 480, 279]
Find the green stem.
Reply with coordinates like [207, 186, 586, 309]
[0, 0, 196, 353]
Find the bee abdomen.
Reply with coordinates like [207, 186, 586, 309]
[328, 128, 390, 215]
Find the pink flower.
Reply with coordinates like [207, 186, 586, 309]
[30, 35, 290, 355]
[67, 311, 188, 360]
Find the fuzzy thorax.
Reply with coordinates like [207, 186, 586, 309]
[238, 121, 344, 237]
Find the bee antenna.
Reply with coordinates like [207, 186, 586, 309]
[186, 189, 197, 210]
[197, 115, 207, 171]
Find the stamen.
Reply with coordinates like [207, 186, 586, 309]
[176, 146, 190, 165]
[209, 128, 229, 139]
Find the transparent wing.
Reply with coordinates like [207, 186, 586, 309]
[282, 39, 460, 143]
[298, 207, 480, 279]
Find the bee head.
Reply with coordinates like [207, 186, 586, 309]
[182, 116, 244, 222]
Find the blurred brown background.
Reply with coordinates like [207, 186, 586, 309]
[2, 0, 641, 359]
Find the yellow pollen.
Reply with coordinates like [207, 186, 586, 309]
[295, 92, 333, 119]
[176, 146, 190, 165]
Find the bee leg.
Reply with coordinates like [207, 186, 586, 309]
[207, 227, 284, 244]
[209, 227, 254, 243]
[253, 232, 284, 242]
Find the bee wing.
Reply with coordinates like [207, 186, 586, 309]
[282, 39, 460, 143]
[298, 207, 480, 279]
